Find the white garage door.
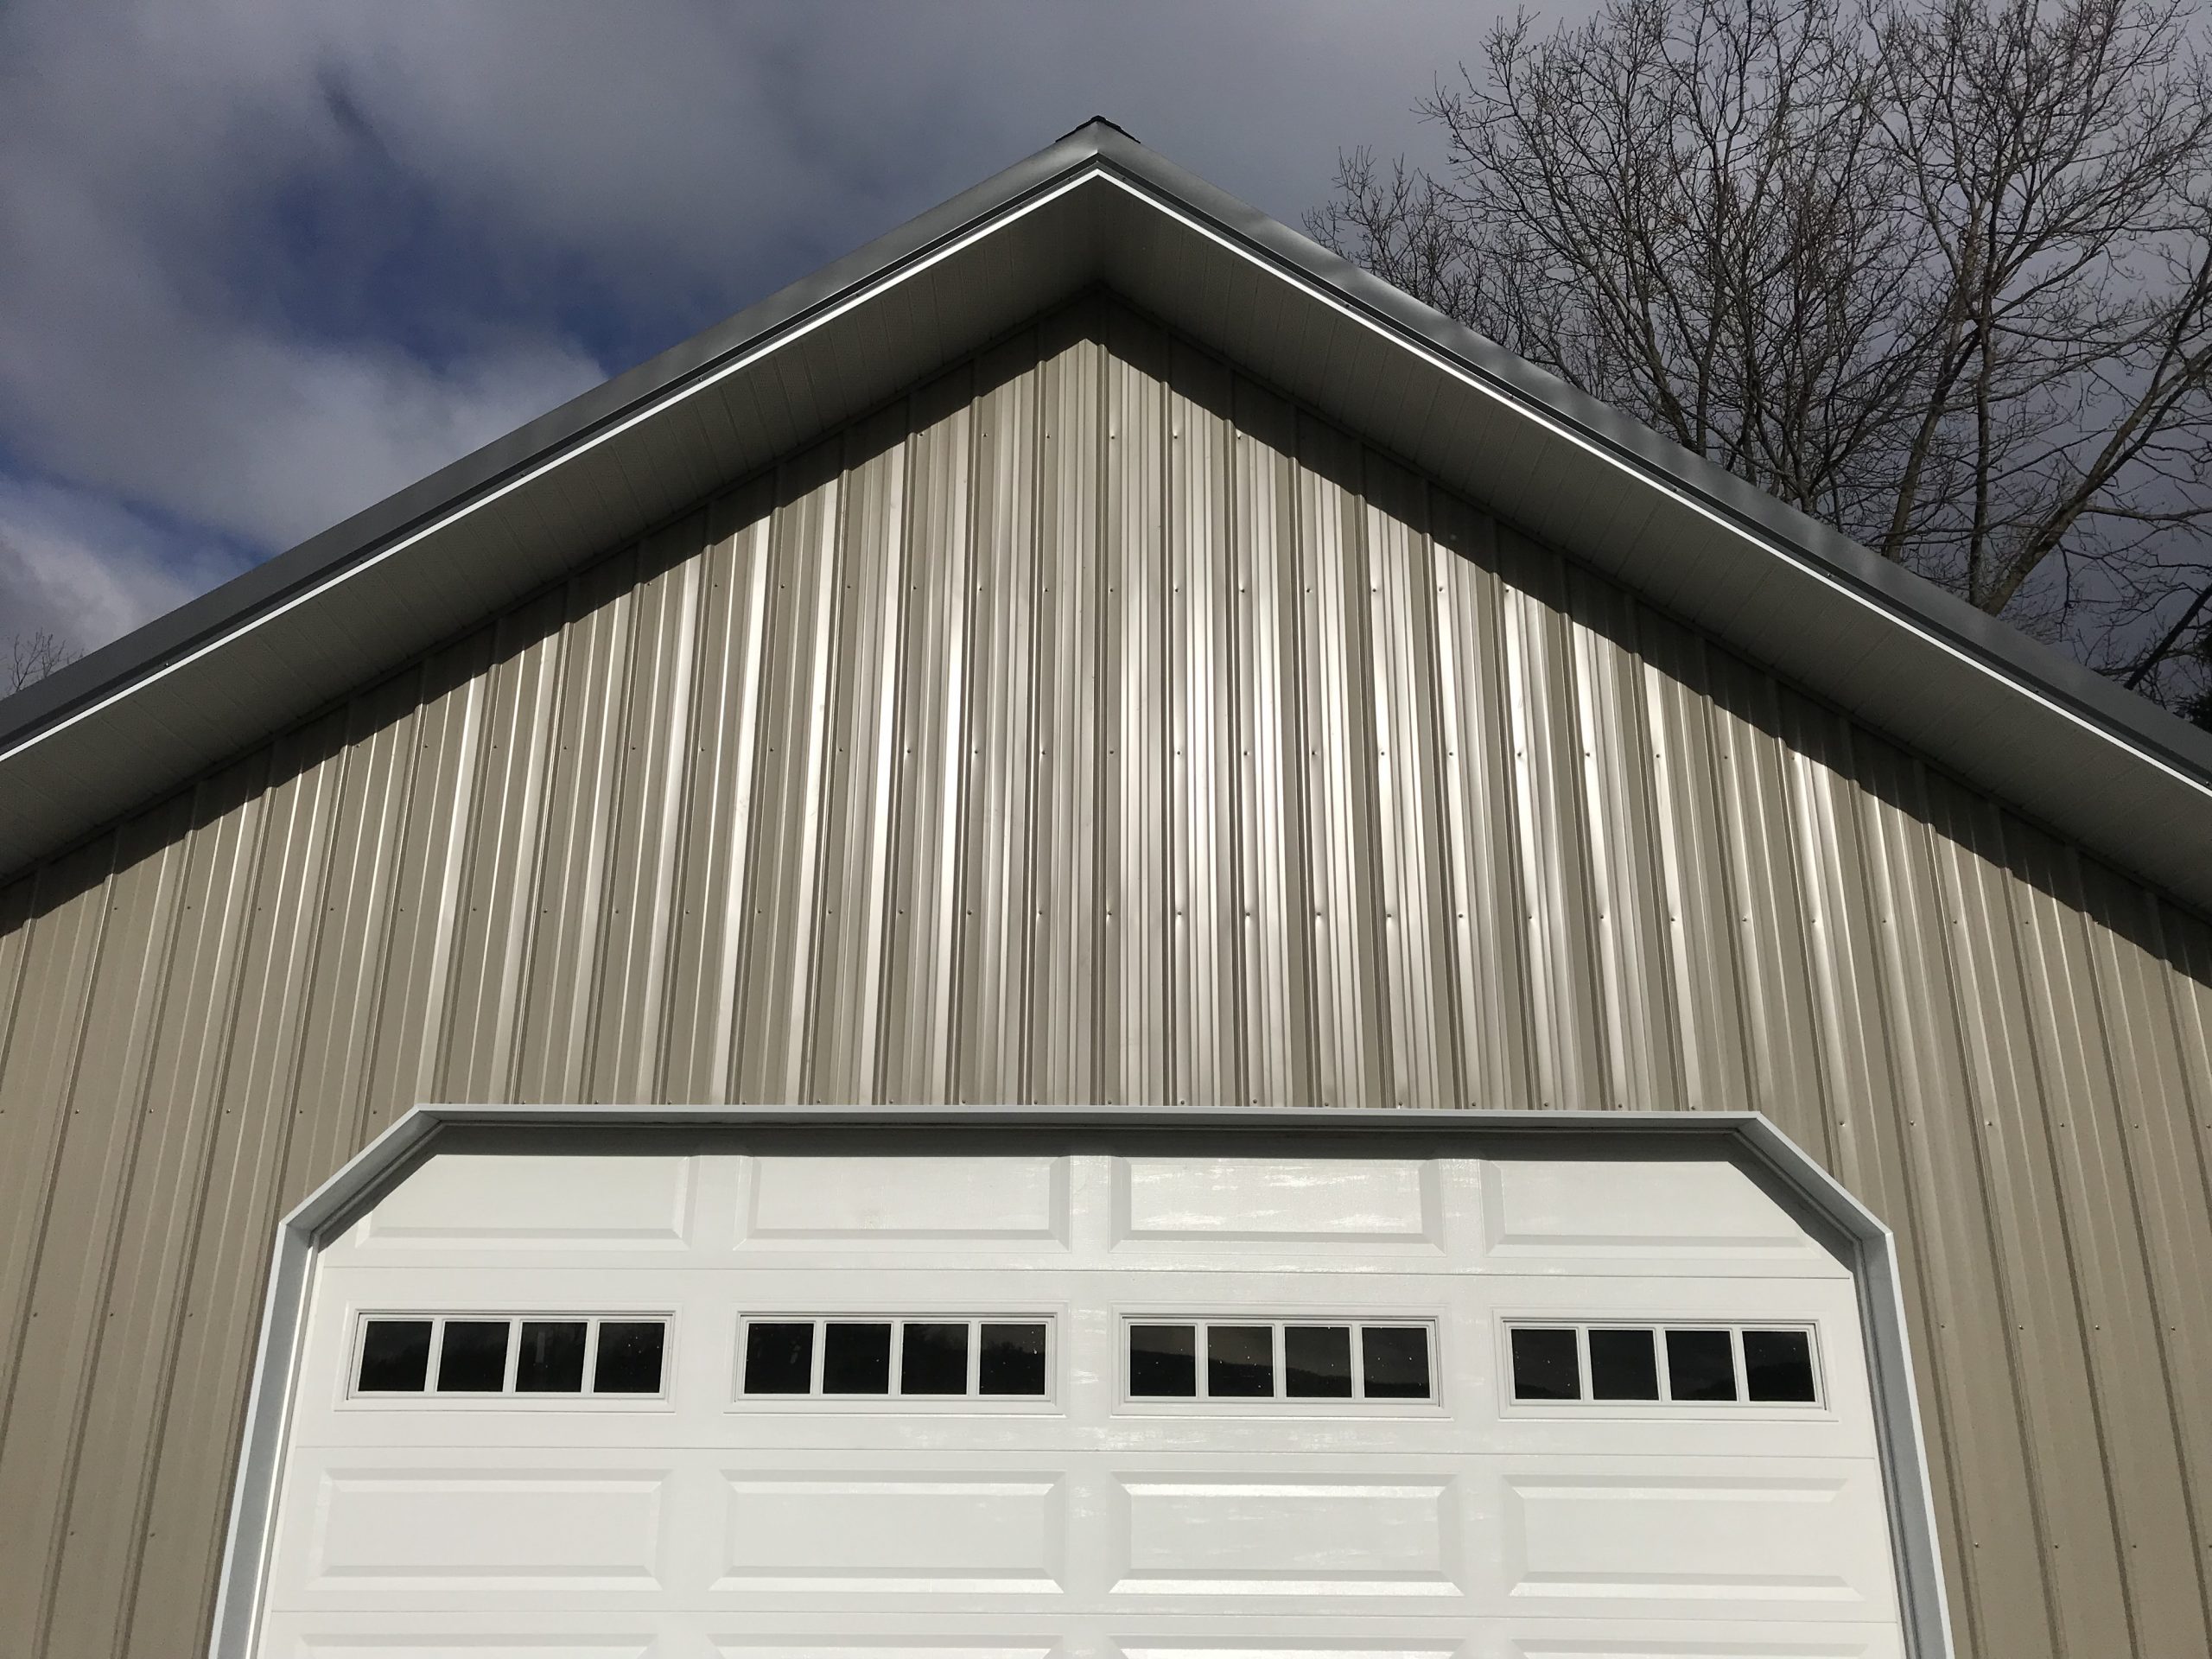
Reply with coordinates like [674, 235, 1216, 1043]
[251, 1126, 1915, 1659]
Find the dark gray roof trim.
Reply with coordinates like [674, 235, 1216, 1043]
[205, 1104, 1955, 1659]
[4, 118, 2209, 906]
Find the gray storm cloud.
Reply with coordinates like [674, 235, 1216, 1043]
[0, 0, 1494, 651]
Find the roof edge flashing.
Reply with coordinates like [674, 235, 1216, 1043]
[1069, 154, 2212, 798]
[0, 129, 1128, 762]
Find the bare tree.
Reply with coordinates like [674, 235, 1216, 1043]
[1309, 0, 2212, 721]
[7, 631, 79, 694]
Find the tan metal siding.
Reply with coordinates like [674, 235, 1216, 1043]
[2, 293, 2209, 1659]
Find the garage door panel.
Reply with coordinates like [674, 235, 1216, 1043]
[292, 1465, 672, 1592]
[1104, 1471, 1461, 1600]
[1488, 1460, 1902, 1624]
[1478, 1161, 1845, 1274]
[741, 1154, 1072, 1247]
[1111, 1156, 1445, 1246]
[353, 1154, 701, 1251]
[715, 1469, 1068, 1595]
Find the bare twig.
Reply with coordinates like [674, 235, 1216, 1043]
[1311, 0, 2212, 719]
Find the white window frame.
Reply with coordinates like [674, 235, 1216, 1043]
[1117, 1314, 1443, 1411]
[731, 1313, 1060, 1408]
[344, 1310, 674, 1407]
[1497, 1317, 1828, 1414]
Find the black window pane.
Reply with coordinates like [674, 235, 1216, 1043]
[823, 1322, 893, 1393]
[514, 1321, 587, 1392]
[744, 1322, 815, 1394]
[1362, 1325, 1431, 1399]
[1667, 1329, 1738, 1401]
[1744, 1329, 1818, 1402]
[1589, 1328, 1660, 1401]
[436, 1320, 510, 1392]
[979, 1323, 1048, 1395]
[1129, 1324, 1197, 1396]
[358, 1319, 432, 1391]
[594, 1321, 665, 1394]
[1511, 1326, 1581, 1400]
[1284, 1325, 1354, 1398]
[901, 1322, 969, 1395]
[1208, 1325, 1274, 1398]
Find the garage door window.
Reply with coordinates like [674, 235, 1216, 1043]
[739, 1318, 1052, 1398]
[1127, 1320, 1433, 1402]
[1509, 1323, 1820, 1406]
[353, 1315, 666, 1398]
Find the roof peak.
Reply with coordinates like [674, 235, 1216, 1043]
[1058, 115, 1141, 146]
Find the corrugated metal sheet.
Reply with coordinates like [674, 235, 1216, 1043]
[2, 292, 2209, 1658]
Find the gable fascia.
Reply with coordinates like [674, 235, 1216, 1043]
[3, 118, 2208, 912]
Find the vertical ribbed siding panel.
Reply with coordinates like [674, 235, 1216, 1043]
[581, 537, 677, 1105]
[1101, 312, 1171, 1106]
[1228, 378, 1314, 1108]
[810, 410, 908, 1104]
[1705, 657, 1834, 1163]
[2107, 893, 2212, 1623]
[880, 371, 975, 1105]
[3, 826, 142, 1659]
[120, 756, 292, 1659]
[1564, 569, 1679, 1113]
[1166, 340, 1239, 1109]
[1929, 780, 2130, 1653]
[440, 594, 567, 1103]
[1364, 460, 1456, 1112]
[1028, 318, 1102, 1103]
[1298, 416, 1389, 1110]
[2008, 840, 2208, 1656]
[735, 446, 841, 1103]
[680, 488, 777, 1105]
[1637, 620, 1757, 1115]
[40, 805, 203, 1659]
[512, 563, 620, 1103]
[401, 640, 489, 1111]
[612, 518, 709, 1106]
[1, 293, 2209, 1659]
[1496, 526, 1605, 1109]
[142, 725, 348, 1655]
[1848, 746, 2037, 1659]
[1776, 706, 1894, 1206]
[1433, 504, 1532, 1113]
[954, 337, 1042, 1103]
[0, 846, 117, 1455]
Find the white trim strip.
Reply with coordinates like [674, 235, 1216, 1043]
[1084, 170, 2212, 805]
[0, 169, 1104, 767]
[11, 159, 2203, 827]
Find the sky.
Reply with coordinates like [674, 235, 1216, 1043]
[0, 0, 1552, 658]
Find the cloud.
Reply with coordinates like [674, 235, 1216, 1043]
[0, 475, 251, 650]
[0, 0, 1514, 657]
